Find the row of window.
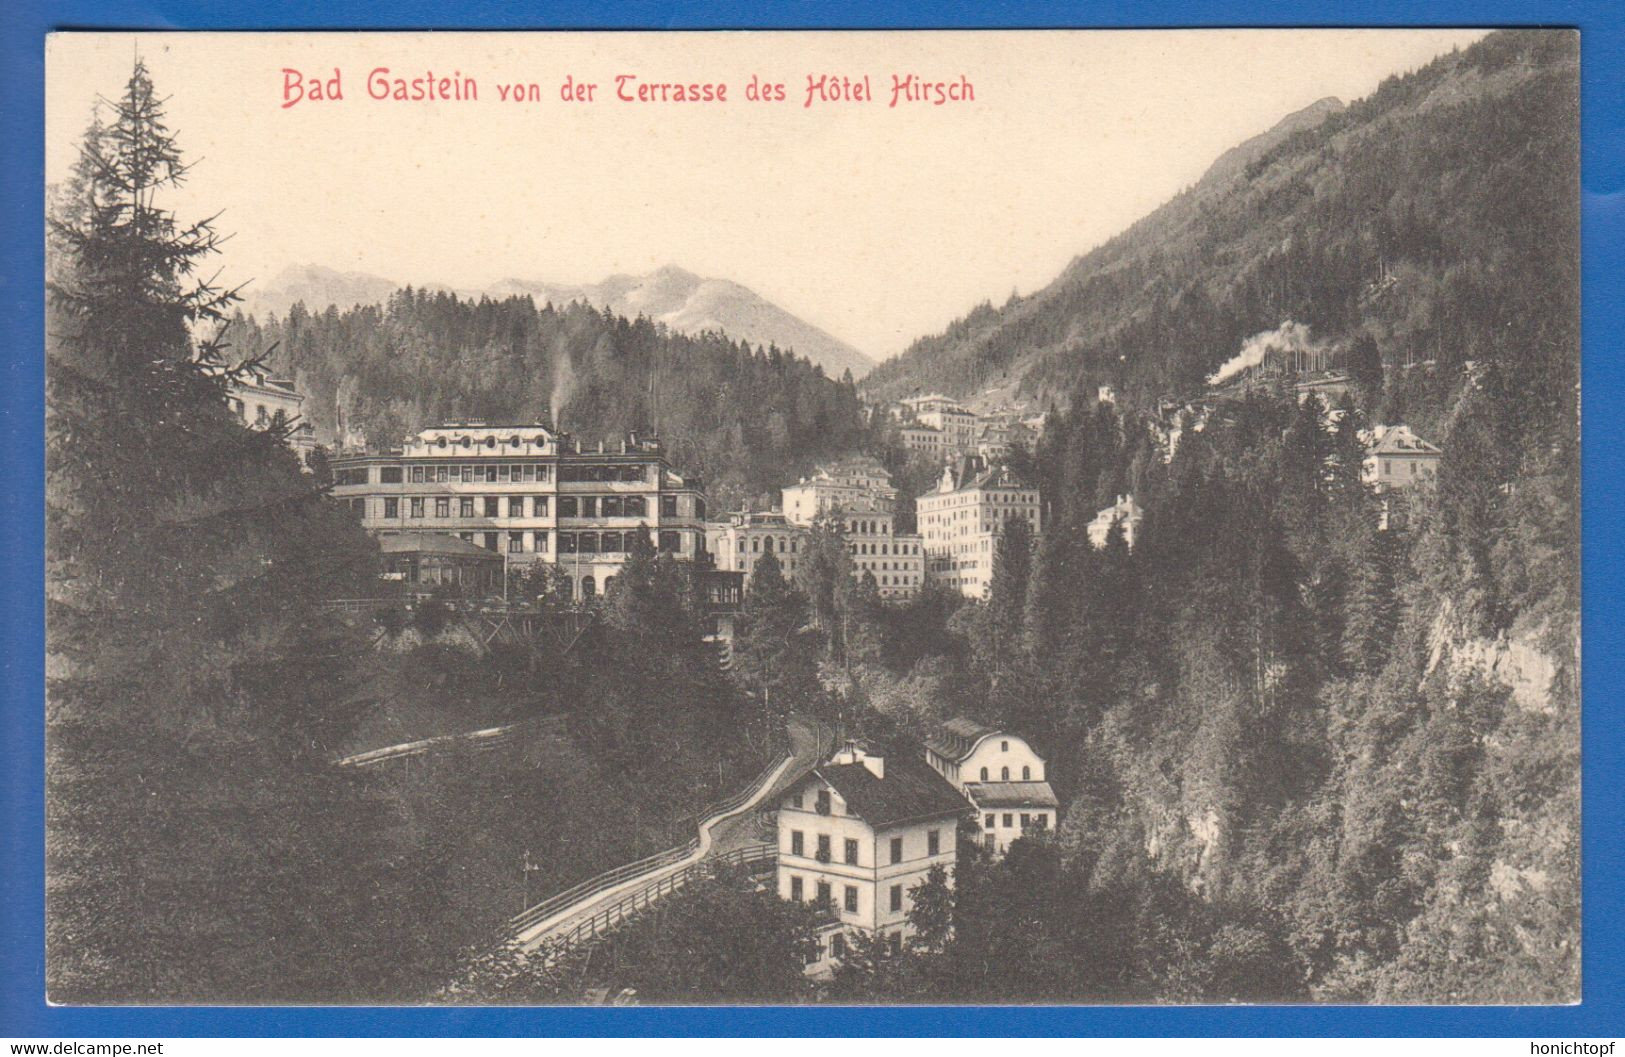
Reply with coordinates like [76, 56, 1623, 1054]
[850, 541, 918, 557]
[559, 530, 685, 554]
[368, 494, 686, 520]
[341, 462, 666, 486]
[985, 812, 1048, 830]
[785, 876, 908, 916]
[743, 535, 799, 554]
[371, 523, 686, 556]
[788, 827, 943, 865]
[977, 764, 1031, 781]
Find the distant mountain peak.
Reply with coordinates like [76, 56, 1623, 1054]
[241, 263, 875, 379]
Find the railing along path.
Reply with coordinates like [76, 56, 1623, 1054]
[510, 749, 794, 949]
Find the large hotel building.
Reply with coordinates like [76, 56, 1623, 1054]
[329, 423, 708, 601]
[918, 455, 1042, 599]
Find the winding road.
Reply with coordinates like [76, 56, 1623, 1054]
[513, 715, 827, 952]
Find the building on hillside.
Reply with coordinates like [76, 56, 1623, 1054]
[924, 717, 1058, 856]
[899, 393, 962, 417]
[974, 419, 1034, 462]
[783, 458, 924, 601]
[329, 423, 708, 602]
[782, 456, 898, 523]
[776, 740, 967, 973]
[829, 511, 926, 601]
[1086, 494, 1145, 550]
[1363, 424, 1441, 490]
[1097, 385, 1117, 406]
[225, 364, 318, 458]
[377, 531, 506, 598]
[917, 456, 1042, 599]
[915, 405, 978, 453]
[706, 509, 807, 582]
[899, 423, 949, 457]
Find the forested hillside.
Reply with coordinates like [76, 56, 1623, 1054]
[47, 60, 779, 1003]
[463, 30, 1578, 1004]
[232, 294, 871, 511]
[862, 30, 1578, 428]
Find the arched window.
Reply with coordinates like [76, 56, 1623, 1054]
[1022, 765, 1031, 780]
[581, 576, 596, 599]
[1001, 766, 1010, 780]
[752, 537, 760, 553]
[979, 767, 989, 781]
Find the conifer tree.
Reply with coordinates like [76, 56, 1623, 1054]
[44, 60, 439, 1003]
[732, 549, 822, 719]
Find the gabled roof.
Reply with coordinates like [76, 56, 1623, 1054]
[810, 757, 968, 830]
[1368, 425, 1442, 457]
[964, 781, 1060, 809]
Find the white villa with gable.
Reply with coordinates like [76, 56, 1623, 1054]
[925, 718, 1059, 856]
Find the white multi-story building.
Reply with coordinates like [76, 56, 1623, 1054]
[899, 423, 949, 457]
[925, 718, 1058, 857]
[776, 740, 967, 972]
[898, 393, 962, 417]
[782, 456, 898, 523]
[1086, 494, 1145, 550]
[329, 423, 708, 601]
[917, 457, 1042, 598]
[706, 509, 807, 581]
[784, 458, 924, 601]
[225, 364, 317, 458]
[916, 406, 978, 453]
[830, 510, 926, 601]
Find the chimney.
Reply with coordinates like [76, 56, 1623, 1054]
[832, 739, 885, 779]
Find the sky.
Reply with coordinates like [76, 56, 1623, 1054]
[45, 30, 1487, 361]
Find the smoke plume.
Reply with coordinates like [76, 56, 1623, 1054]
[1207, 320, 1322, 386]
[550, 344, 576, 429]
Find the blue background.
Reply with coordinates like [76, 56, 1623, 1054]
[3, 0, 1620, 1039]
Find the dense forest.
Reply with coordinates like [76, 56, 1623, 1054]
[460, 29, 1579, 1004]
[231, 293, 872, 512]
[45, 60, 776, 1004]
[862, 29, 1578, 435]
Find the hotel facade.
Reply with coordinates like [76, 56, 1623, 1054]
[782, 456, 924, 600]
[328, 423, 708, 601]
[918, 456, 1042, 598]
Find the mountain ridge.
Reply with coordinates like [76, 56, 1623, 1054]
[861, 31, 1573, 415]
[242, 263, 875, 380]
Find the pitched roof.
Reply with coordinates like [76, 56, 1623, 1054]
[1368, 425, 1442, 457]
[964, 781, 1060, 809]
[811, 757, 968, 829]
[924, 717, 996, 762]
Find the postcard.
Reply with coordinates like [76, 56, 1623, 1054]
[41, 28, 1579, 1007]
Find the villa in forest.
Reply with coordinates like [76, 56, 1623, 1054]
[925, 718, 1059, 856]
[776, 740, 967, 974]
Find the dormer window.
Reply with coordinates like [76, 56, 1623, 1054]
[816, 790, 831, 816]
